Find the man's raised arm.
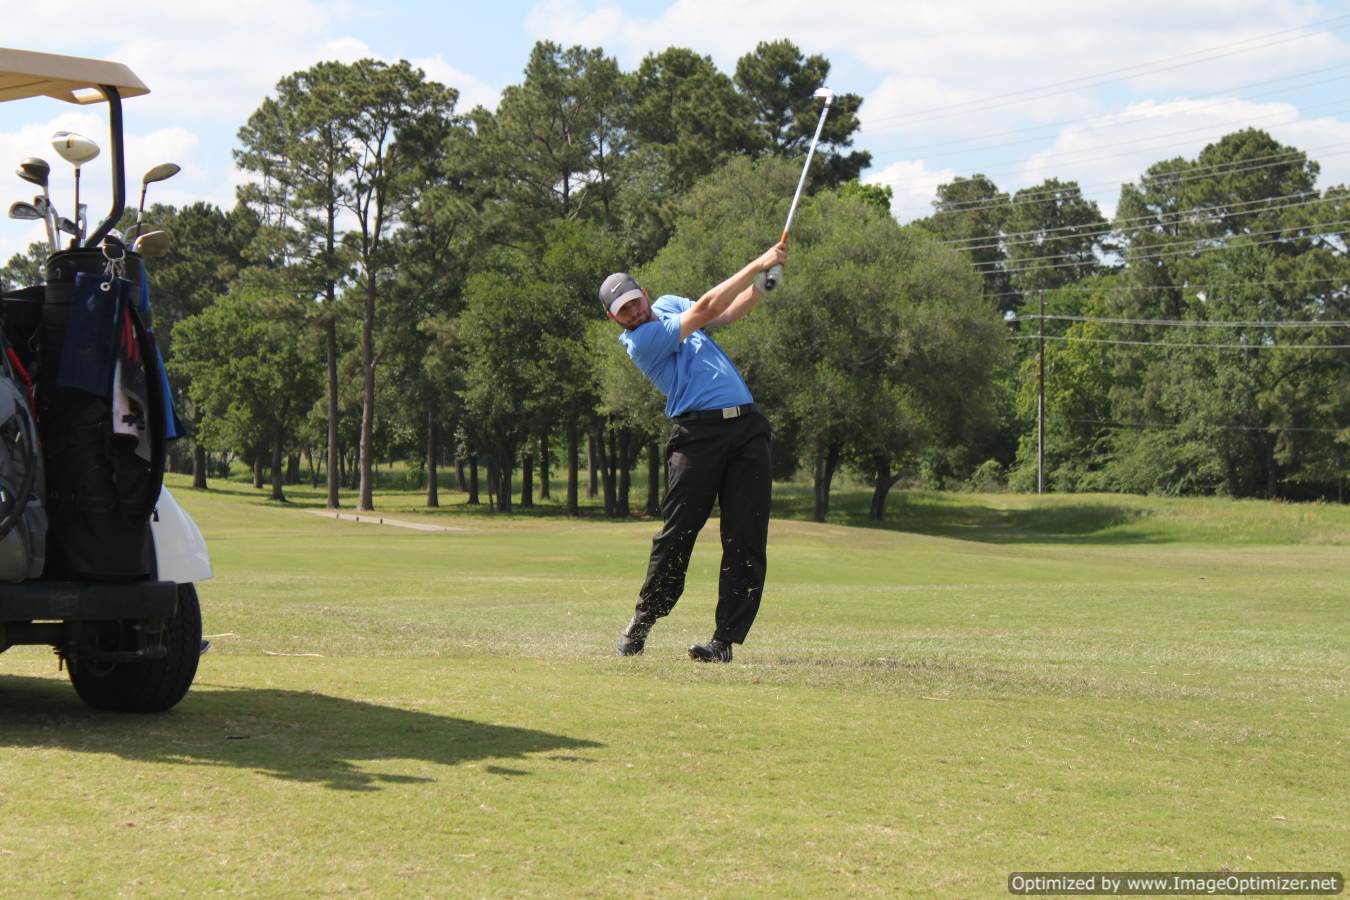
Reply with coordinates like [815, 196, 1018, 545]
[679, 242, 786, 340]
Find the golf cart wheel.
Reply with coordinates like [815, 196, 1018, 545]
[69, 584, 202, 713]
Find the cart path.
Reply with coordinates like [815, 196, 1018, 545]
[305, 510, 466, 533]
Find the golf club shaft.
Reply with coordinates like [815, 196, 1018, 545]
[133, 184, 147, 239]
[38, 198, 56, 251]
[780, 100, 834, 243]
[763, 98, 833, 291]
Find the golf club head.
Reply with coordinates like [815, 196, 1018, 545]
[51, 131, 100, 166]
[131, 229, 171, 258]
[57, 216, 79, 237]
[8, 201, 44, 221]
[813, 87, 834, 106]
[142, 162, 181, 185]
[16, 157, 50, 187]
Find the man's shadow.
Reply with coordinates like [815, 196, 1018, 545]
[0, 675, 603, 792]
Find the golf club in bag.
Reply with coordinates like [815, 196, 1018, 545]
[759, 87, 834, 293]
[16, 157, 56, 249]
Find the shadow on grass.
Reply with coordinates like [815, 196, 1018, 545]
[0, 675, 603, 792]
[771, 487, 1161, 545]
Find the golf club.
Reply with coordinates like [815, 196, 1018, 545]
[77, 202, 87, 244]
[50, 131, 99, 235]
[32, 196, 59, 251]
[761, 87, 834, 293]
[9, 200, 46, 224]
[57, 216, 80, 247]
[131, 229, 170, 258]
[132, 162, 180, 239]
[16, 157, 56, 249]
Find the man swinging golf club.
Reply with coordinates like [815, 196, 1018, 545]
[601, 241, 786, 662]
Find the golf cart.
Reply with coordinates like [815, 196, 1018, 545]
[0, 48, 210, 712]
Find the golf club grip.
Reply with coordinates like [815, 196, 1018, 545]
[764, 264, 783, 292]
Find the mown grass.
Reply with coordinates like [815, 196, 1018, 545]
[0, 476, 1346, 896]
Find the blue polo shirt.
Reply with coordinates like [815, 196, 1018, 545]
[618, 295, 754, 419]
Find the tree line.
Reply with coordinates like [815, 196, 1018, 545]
[2, 40, 1346, 513]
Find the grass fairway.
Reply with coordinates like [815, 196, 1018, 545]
[1, 477, 1347, 896]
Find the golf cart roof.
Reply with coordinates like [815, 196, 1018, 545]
[0, 48, 148, 105]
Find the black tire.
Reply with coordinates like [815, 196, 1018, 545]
[69, 583, 202, 713]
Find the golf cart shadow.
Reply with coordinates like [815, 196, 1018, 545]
[0, 674, 603, 792]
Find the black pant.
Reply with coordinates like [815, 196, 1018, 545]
[634, 410, 772, 644]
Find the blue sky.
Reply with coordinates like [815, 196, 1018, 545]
[2, 0, 1349, 261]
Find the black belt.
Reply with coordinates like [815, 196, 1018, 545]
[674, 403, 757, 424]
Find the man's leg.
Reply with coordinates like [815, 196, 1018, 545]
[712, 414, 772, 645]
[621, 423, 724, 651]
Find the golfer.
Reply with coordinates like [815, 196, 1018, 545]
[599, 242, 787, 662]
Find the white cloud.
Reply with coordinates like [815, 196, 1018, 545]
[411, 56, 503, 112]
[865, 159, 958, 223]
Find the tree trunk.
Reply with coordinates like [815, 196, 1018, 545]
[455, 457, 467, 492]
[487, 455, 498, 510]
[812, 443, 841, 523]
[1266, 433, 1278, 500]
[357, 282, 377, 511]
[252, 450, 264, 490]
[286, 454, 300, 485]
[869, 455, 905, 521]
[495, 451, 513, 513]
[325, 316, 340, 509]
[192, 442, 207, 490]
[467, 453, 480, 505]
[617, 430, 631, 518]
[588, 433, 599, 498]
[566, 419, 579, 517]
[426, 414, 440, 508]
[521, 452, 534, 509]
[270, 431, 285, 502]
[307, 447, 318, 488]
[539, 435, 551, 501]
[646, 440, 660, 516]
[599, 428, 618, 517]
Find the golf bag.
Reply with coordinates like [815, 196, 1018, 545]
[0, 303, 47, 583]
[38, 247, 167, 581]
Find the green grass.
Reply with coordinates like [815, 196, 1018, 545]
[1, 476, 1347, 895]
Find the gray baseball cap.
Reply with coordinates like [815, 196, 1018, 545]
[598, 272, 644, 316]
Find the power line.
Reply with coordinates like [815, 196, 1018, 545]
[901, 143, 1343, 218]
[1054, 415, 1347, 434]
[944, 191, 1332, 252]
[982, 277, 1349, 302]
[1025, 314, 1350, 328]
[970, 216, 1350, 273]
[865, 13, 1350, 128]
[1012, 334, 1350, 349]
[864, 62, 1350, 149]
[870, 92, 1350, 176]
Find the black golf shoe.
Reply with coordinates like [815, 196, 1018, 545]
[615, 613, 654, 657]
[688, 637, 732, 663]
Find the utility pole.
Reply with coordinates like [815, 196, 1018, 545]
[1037, 290, 1045, 495]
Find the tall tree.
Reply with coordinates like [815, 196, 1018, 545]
[472, 42, 627, 234]
[916, 175, 1013, 309]
[1005, 178, 1109, 295]
[236, 63, 357, 509]
[733, 39, 869, 186]
[337, 59, 458, 511]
